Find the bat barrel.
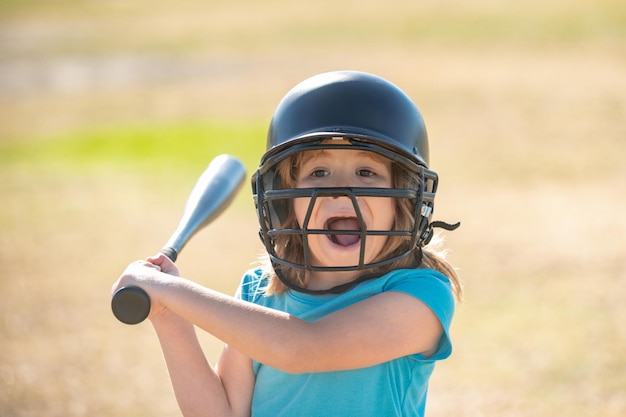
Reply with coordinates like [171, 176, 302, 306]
[163, 154, 246, 255]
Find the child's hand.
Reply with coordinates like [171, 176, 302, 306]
[111, 254, 179, 320]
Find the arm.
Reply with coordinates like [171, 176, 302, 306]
[151, 313, 255, 417]
[169, 283, 441, 373]
[114, 257, 444, 375]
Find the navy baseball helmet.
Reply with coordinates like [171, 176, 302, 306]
[263, 70, 430, 168]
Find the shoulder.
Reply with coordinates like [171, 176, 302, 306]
[380, 269, 455, 330]
[382, 268, 451, 286]
[381, 268, 453, 296]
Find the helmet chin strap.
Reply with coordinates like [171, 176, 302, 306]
[422, 220, 461, 245]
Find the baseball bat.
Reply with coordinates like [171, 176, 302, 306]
[111, 154, 247, 325]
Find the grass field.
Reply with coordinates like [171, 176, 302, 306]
[1, 1, 625, 416]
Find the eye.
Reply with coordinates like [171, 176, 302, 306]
[311, 168, 329, 178]
[356, 168, 376, 178]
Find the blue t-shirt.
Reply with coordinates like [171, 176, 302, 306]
[235, 268, 455, 417]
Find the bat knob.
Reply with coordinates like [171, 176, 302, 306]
[111, 286, 151, 325]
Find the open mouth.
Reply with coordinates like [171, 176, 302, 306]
[325, 217, 362, 247]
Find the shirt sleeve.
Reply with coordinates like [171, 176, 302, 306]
[234, 267, 268, 303]
[384, 269, 456, 361]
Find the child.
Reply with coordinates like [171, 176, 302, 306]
[113, 70, 462, 417]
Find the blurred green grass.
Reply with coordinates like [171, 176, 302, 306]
[0, 121, 266, 174]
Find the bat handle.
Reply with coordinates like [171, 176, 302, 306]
[161, 246, 178, 262]
[111, 247, 178, 325]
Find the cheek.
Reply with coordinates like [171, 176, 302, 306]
[293, 198, 310, 227]
[377, 198, 396, 229]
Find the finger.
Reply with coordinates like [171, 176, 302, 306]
[146, 253, 169, 266]
[132, 259, 161, 271]
[146, 253, 179, 276]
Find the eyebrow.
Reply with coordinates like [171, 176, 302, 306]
[302, 149, 389, 163]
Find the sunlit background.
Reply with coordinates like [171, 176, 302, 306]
[2, 1, 625, 416]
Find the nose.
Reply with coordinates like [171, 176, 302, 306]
[329, 174, 353, 200]
[327, 168, 354, 188]
[321, 170, 356, 201]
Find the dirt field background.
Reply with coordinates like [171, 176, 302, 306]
[1, 1, 625, 416]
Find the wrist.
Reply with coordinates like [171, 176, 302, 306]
[150, 309, 193, 332]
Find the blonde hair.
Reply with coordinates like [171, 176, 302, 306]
[261, 149, 462, 301]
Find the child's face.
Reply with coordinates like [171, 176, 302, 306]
[293, 144, 395, 270]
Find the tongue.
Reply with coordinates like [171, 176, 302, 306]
[328, 218, 361, 246]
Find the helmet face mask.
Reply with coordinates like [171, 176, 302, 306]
[253, 139, 438, 270]
[251, 71, 441, 293]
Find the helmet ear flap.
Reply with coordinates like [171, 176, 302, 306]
[415, 168, 461, 246]
[416, 167, 438, 246]
[419, 204, 434, 245]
